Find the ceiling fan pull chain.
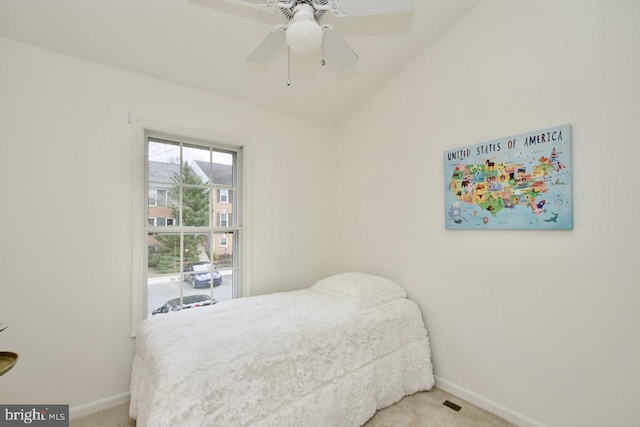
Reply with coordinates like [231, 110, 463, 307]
[321, 36, 326, 66]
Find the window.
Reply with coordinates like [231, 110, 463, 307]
[148, 189, 169, 207]
[133, 130, 247, 327]
[148, 189, 157, 207]
[219, 188, 229, 203]
[148, 217, 174, 227]
[157, 189, 169, 207]
[219, 212, 228, 227]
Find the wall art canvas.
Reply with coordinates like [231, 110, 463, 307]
[444, 124, 572, 230]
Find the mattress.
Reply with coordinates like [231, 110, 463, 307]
[130, 273, 434, 426]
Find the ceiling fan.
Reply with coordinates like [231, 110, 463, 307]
[234, 0, 415, 70]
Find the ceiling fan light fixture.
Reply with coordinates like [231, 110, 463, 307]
[286, 20, 323, 56]
[285, 4, 323, 56]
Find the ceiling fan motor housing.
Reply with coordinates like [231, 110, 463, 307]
[278, 0, 329, 22]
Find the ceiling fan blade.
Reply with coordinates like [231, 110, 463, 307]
[323, 30, 358, 70]
[336, 0, 415, 17]
[247, 26, 286, 63]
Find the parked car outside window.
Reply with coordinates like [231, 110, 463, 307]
[152, 295, 216, 315]
[183, 262, 222, 288]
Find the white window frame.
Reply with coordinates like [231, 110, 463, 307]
[220, 236, 228, 247]
[131, 118, 252, 336]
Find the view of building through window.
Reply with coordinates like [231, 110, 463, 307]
[145, 137, 239, 318]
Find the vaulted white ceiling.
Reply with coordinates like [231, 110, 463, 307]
[0, 0, 481, 125]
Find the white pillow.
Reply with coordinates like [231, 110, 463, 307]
[310, 272, 407, 308]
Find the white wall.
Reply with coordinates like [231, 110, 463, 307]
[333, 0, 640, 426]
[3, 1, 640, 425]
[0, 37, 337, 410]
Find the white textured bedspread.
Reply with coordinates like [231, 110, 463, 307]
[130, 275, 434, 426]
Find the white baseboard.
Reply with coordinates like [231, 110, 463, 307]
[69, 391, 130, 420]
[68, 380, 543, 425]
[434, 376, 547, 427]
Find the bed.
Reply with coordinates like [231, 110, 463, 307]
[130, 272, 434, 426]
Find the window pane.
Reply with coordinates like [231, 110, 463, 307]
[148, 183, 176, 227]
[182, 233, 208, 264]
[147, 232, 182, 317]
[211, 153, 233, 187]
[213, 232, 234, 303]
[147, 232, 215, 318]
[210, 150, 234, 187]
[213, 232, 234, 269]
[148, 140, 180, 184]
[147, 232, 181, 276]
[213, 189, 235, 227]
[181, 186, 210, 227]
[182, 232, 210, 287]
[183, 145, 211, 183]
[214, 270, 233, 302]
[148, 140, 180, 228]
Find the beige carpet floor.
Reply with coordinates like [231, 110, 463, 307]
[70, 388, 516, 426]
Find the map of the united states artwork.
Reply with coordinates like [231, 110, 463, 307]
[443, 124, 572, 229]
